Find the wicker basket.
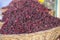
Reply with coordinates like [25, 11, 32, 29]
[0, 27, 60, 40]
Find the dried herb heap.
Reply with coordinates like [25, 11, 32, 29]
[0, 0, 60, 34]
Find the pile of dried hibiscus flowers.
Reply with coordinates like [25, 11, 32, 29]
[0, 0, 60, 34]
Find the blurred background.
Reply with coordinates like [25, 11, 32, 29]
[44, 0, 57, 16]
[45, 0, 60, 18]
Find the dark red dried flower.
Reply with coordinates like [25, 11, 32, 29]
[0, 0, 60, 34]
